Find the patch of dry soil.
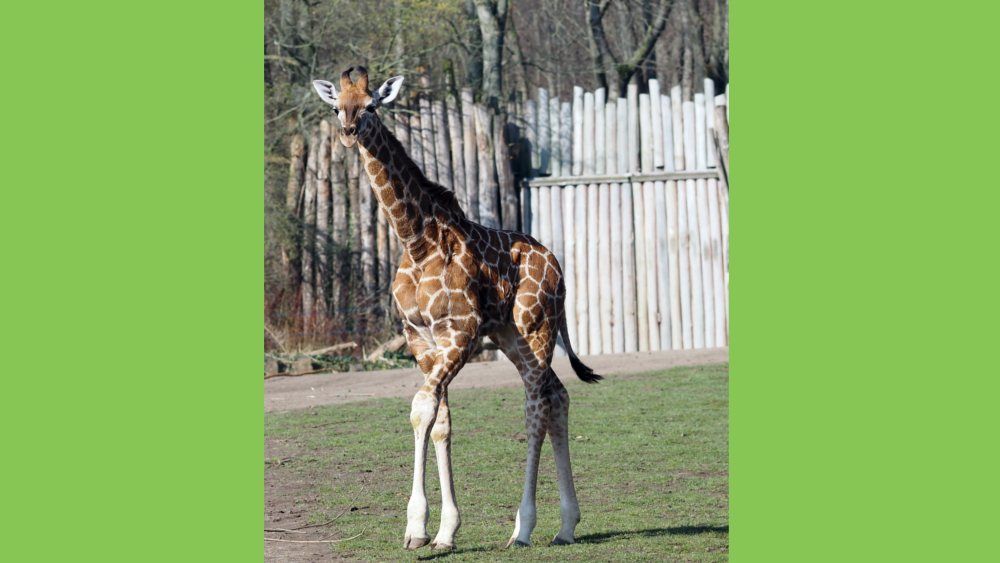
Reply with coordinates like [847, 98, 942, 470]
[265, 347, 729, 413]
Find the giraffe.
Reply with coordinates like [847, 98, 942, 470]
[312, 67, 602, 550]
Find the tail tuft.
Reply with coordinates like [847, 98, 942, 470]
[569, 353, 603, 384]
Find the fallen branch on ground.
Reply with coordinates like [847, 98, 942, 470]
[264, 528, 366, 543]
[290, 479, 368, 530]
[303, 342, 358, 356]
[264, 367, 334, 380]
[365, 334, 407, 362]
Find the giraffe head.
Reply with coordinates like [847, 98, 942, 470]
[312, 66, 404, 148]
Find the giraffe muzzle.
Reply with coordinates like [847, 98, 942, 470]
[339, 127, 358, 147]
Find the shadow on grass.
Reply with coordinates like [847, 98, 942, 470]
[416, 545, 498, 560]
[576, 525, 729, 544]
[414, 526, 729, 559]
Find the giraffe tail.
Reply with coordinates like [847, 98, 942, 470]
[559, 314, 603, 384]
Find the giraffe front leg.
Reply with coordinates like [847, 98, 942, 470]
[404, 384, 436, 549]
[403, 326, 436, 549]
[429, 390, 461, 550]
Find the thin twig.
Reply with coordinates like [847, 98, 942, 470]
[312, 420, 344, 428]
[264, 528, 307, 534]
[265, 528, 366, 543]
[292, 479, 367, 530]
[265, 367, 335, 380]
[265, 324, 288, 353]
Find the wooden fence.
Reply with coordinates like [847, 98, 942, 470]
[520, 79, 730, 355]
[283, 80, 730, 355]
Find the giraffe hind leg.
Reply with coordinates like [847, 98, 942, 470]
[490, 323, 559, 548]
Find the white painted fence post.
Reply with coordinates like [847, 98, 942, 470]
[650, 79, 664, 169]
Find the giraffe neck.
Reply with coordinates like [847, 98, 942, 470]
[357, 114, 466, 257]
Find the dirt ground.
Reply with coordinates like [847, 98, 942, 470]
[265, 347, 730, 413]
[264, 348, 728, 562]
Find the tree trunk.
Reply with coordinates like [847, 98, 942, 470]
[473, 0, 508, 110]
[330, 130, 347, 311]
[315, 120, 331, 315]
[301, 131, 319, 325]
[587, 0, 672, 98]
[465, 0, 483, 91]
[474, 104, 499, 228]
[494, 111, 517, 231]
[347, 146, 361, 297]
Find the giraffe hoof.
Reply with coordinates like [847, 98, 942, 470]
[505, 538, 531, 548]
[429, 541, 455, 550]
[549, 536, 574, 546]
[404, 535, 430, 549]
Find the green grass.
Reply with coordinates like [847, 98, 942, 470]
[265, 363, 729, 562]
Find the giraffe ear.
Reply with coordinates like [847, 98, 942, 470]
[375, 76, 404, 106]
[312, 80, 339, 107]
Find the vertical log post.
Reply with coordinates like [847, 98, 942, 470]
[495, 113, 518, 231]
[525, 98, 538, 176]
[598, 180, 613, 353]
[594, 88, 606, 175]
[609, 182, 624, 353]
[670, 85, 685, 171]
[347, 146, 361, 293]
[409, 98, 425, 175]
[643, 181, 660, 351]
[446, 97, 466, 211]
[714, 95, 730, 176]
[539, 185, 552, 250]
[627, 83, 640, 173]
[377, 203, 390, 310]
[632, 180, 649, 351]
[654, 180, 671, 350]
[287, 134, 306, 210]
[574, 182, 589, 356]
[419, 97, 437, 182]
[549, 97, 561, 177]
[661, 95, 676, 172]
[695, 93, 708, 170]
[666, 180, 682, 350]
[583, 91, 600, 353]
[696, 179, 715, 347]
[718, 182, 730, 342]
[683, 100, 697, 171]
[330, 129, 347, 311]
[461, 89, 479, 222]
[433, 100, 453, 190]
[550, 183, 565, 356]
[686, 175, 705, 348]
[563, 178, 577, 353]
[571, 87, 584, 176]
[707, 179, 727, 346]
[704, 79, 716, 168]
[359, 169, 377, 324]
[302, 133, 319, 325]
[639, 93, 654, 173]
[560, 102, 572, 177]
[616, 97, 628, 177]
[537, 88, 550, 175]
[621, 183, 638, 352]
[607, 100, 624, 353]
[315, 121, 332, 316]
[474, 104, 499, 229]
[677, 181, 693, 348]
[650, 79, 664, 169]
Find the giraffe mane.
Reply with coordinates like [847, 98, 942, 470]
[374, 113, 467, 220]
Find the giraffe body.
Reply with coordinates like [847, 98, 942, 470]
[313, 67, 600, 550]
